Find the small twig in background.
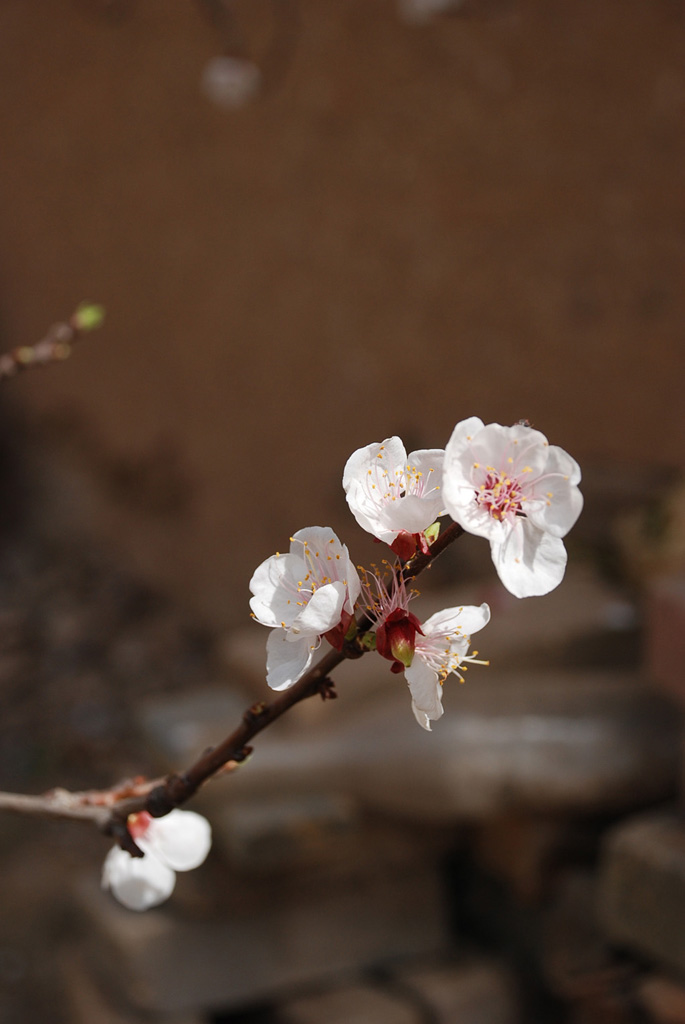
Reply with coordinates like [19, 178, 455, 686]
[0, 303, 105, 382]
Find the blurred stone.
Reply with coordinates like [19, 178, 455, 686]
[136, 686, 252, 771]
[647, 576, 685, 707]
[541, 870, 617, 1003]
[568, 991, 641, 1024]
[75, 845, 447, 1014]
[278, 983, 420, 1024]
[220, 671, 678, 821]
[397, 0, 465, 24]
[213, 798, 449, 883]
[475, 815, 578, 903]
[598, 810, 685, 976]
[459, 565, 640, 673]
[0, 608, 28, 653]
[60, 944, 203, 1024]
[614, 478, 685, 586]
[391, 958, 519, 1024]
[211, 792, 360, 873]
[638, 974, 685, 1024]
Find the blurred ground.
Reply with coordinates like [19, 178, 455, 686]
[0, 444, 678, 1024]
[0, 511, 227, 1024]
[0, 471, 640, 1024]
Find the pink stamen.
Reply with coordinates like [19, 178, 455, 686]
[359, 559, 416, 623]
[477, 472, 524, 523]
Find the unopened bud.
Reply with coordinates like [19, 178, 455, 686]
[390, 629, 415, 668]
[73, 303, 105, 332]
[376, 608, 424, 674]
[390, 530, 418, 561]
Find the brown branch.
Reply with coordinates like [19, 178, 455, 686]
[403, 519, 465, 580]
[0, 303, 104, 382]
[0, 776, 161, 828]
[106, 521, 466, 830]
[0, 517, 466, 849]
[0, 774, 222, 855]
[109, 650, 345, 828]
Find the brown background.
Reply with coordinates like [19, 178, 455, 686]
[0, 0, 683, 625]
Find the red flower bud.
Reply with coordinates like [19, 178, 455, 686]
[389, 529, 435, 561]
[389, 531, 419, 561]
[376, 608, 424, 673]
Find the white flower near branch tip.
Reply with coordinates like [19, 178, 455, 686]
[343, 437, 445, 559]
[249, 527, 361, 690]
[102, 809, 212, 911]
[408, 603, 490, 730]
[360, 564, 490, 730]
[442, 417, 583, 598]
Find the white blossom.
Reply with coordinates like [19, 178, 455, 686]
[343, 437, 444, 558]
[359, 563, 490, 730]
[407, 603, 490, 730]
[249, 527, 361, 690]
[442, 417, 583, 598]
[102, 809, 211, 912]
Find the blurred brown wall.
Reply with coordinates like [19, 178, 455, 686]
[0, 0, 683, 624]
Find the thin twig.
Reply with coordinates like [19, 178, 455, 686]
[0, 790, 111, 826]
[122, 521, 465, 819]
[0, 303, 104, 382]
[403, 519, 464, 581]
[0, 518, 466, 851]
[0, 776, 160, 827]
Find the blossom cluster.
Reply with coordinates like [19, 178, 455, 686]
[104, 417, 581, 913]
[250, 417, 583, 727]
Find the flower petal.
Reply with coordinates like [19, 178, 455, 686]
[290, 528, 361, 612]
[265, 629, 314, 690]
[291, 525, 342, 553]
[384, 493, 443, 535]
[422, 602, 491, 639]
[249, 552, 302, 627]
[343, 436, 408, 494]
[525, 446, 583, 538]
[292, 581, 346, 635]
[444, 416, 485, 458]
[102, 846, 176, 911]
[489, 422, 550, 477]
[493, 522, 568, 598]
[141, 810, 212, 872]
[442, 480, 505, 541]
[404, 656, 444, 731]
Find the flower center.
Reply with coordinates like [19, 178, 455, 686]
[415, 633, 488, 685]
[292, 537, 337, 595]
[476, 470, 524, 523]
[358, 560, 417, 622]
[278, 536, 348, 623]
[367, 451, 440, 508]
[358, 561, 423, 671]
